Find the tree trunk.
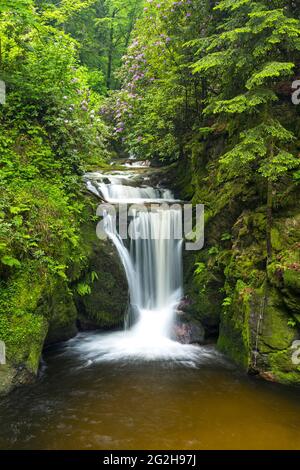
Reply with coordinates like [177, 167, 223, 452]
[106, 11, 116, 90]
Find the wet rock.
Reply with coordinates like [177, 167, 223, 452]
[260, 371, 277, 383]
[44, 283, 78, 346]
[74, 222, 128, 330]
[172, 316, 205, 345]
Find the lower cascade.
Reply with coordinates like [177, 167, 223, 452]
[82, 171, 201, 362]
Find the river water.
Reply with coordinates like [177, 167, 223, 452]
[0, 336, 300, 450]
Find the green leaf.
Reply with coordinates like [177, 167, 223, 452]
[209, 90, 277, 115]
[76, 282, 92, 296]
[246, 62, 295, 89]
[194, 262, 206, 276]
[214, 0, 252, 12]
[192, 52, 227, 73]
[91, 271, 99, 282]
[1, 255, 21, 268]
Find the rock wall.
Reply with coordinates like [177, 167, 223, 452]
[73, 221, 128, 331]
[0, 196, 128, 396]
[167, 152, 300, 386]
[218, 210, 300, 384]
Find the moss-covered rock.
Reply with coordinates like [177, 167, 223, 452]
[183, 249, 222, 337]
[0, 194, 129, 396]
[218, 281, 252, 369]
[217, 208, 300, 385]
[44, 282, 78, 345]
[0, 265, 49, 362]
[74, 221, 128, 330]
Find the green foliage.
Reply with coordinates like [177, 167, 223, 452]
[106, 0, 208, 160]
[194, 262, 205, 275]
[0, 0, 115, 374]
[288, 318, 297, 328]
[208, 246, 220, 256]
[221, 233, 232, 242]
[222, 297, 232, 308]
[0, 1, 112, 282]
[46, 0, 144, 91]
[76, 282, 92, 296]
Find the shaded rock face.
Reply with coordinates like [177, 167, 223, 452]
[172, 318, 205, 345]
[0, 365, 36, 397]
[217, 210, 300, 385]
[173, 148, 300, 385]
[44, 284, 78, 346]
[171, 300, 205, 344]
[0, 205, 128, 396]
[183, 251, 221, 339]
[74, 235, 128, 331]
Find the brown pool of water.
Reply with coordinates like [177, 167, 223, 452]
[0, 333, 299, 450]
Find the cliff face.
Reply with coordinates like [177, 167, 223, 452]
[178, 147, 300, 385]
[218, 210, 300, 384]
[0, 196, 128, 396]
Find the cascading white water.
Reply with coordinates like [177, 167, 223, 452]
[84, 171, 174, 203]
[80, 171, 201, 362]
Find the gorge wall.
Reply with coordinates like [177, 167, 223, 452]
[0, 194, 128, 396]
[174, 150, 300, 386]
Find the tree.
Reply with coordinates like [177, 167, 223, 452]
[191, 0, 300, 261]
[110, 0, 210, 160]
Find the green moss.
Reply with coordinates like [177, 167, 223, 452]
[74, 219, 128, 330]
[217, 282, 252, 369]
[44, 282, 78, 345]
[0, 263, 50, 373]
[271, 227, 283, 252]
[259, 288, 297, 352]
[0, 312, 48, 373]
[0, 365, 17, 396]
[183, 249, 223, 333]
[284, 269, 300, 293]
[268, 348, 300, 385]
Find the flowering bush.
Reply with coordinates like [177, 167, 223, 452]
[108, 0, 198, 160]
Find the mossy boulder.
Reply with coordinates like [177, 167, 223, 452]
[44, 282, 78, 345]
[259, 288, 296, 352]
[74, 221, 128, 330]
[0, 310, 48, 396]
[267, 348, 300, 385]
[218, 281, 252, 369]
[283, 268, 300, 294]
[183, 249, 222, 336]
[0, 196, 129, 396]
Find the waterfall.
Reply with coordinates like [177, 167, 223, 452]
[104, 206, 183, 339]
[82, 171, 200, 362]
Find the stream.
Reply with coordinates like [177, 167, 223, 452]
[0, 340, 300, 449]
[0, 166, 300, 450]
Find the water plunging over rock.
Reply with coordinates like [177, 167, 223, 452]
[83, 170, 201, 362]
